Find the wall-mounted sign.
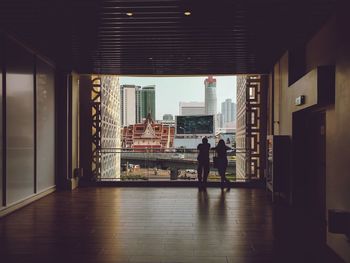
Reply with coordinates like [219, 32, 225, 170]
[295, 95, 305, 106]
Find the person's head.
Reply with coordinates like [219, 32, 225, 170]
[202, 137, 208, 144]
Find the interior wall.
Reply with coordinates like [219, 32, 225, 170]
[273, 62, 280, 134]
[0, 35, 56, 210]
[0, 37, 3, 207]
[272, 8, 350, 262]
[305, 16, 337, 72]
[278, 53, 291, 135]
[55, 71, 82, 190]
[55, 71, 69, 188]
[78, 76, 93, 180]
[267, 73, 273, 135]
[71, 73, 80, 187]
[274, 52, 306, 136]
[328, 42, 350, 263]
[302, 10, 349, 262]
[327, 8, 350, 262]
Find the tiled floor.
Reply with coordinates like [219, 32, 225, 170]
[0, 187, 344, 263]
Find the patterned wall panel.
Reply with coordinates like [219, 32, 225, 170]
[91, 77, 102, 180]
[236, 76, 247, 179]
[91, 75, 121, 180]
[236, 75, 265, 180]
[100, 76, 121, 180]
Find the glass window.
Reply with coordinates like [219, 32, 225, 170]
[6, 39, 35, 204]
[36, 58, 55, 192]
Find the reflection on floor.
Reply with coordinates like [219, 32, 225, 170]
[0, 187, 344, 263]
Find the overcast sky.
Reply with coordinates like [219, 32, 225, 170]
[119, 76, 237, 120]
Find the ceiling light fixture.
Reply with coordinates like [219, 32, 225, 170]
[184, 11, 191, 16]
[126, 12, 133, 17]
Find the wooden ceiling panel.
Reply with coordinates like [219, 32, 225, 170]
[0, 0, 336, 75]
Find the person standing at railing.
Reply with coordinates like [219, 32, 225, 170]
[197, 137, 211, 191]
[212, 139, 231, 191]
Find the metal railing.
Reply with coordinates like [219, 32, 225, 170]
[94, 147, 255, 182]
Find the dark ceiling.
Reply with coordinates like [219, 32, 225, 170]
[0, 0, 336, 75]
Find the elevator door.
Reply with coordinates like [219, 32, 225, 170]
[292, 110, 326, 239]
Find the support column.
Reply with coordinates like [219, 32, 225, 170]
[55, 71, 80, 190]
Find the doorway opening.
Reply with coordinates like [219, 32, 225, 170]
[292, 109, 327, 240]
[79, 75, 268, 183]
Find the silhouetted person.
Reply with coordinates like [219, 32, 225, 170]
[197, 137, 210, 190]
[213, 139, 231, 190]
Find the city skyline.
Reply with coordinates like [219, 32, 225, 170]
[120, 84, 156, 126]
[119, 76, 237, 120]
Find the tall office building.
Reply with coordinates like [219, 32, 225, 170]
[221, 99, 236, 126]
[140, 85, 156, 121]
[179, 102, 205, 116]
[120, 85, 140, 127]
[216, 113, 223, 128]
[135, 87, 141, 123]
[204, 76, 217, 115]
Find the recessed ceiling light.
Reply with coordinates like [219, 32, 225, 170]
[126, 12, 133, 17]
[184, 11, 191, 16]
[148, 57, 153, 60]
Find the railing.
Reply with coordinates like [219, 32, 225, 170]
[94, 147, 253, 182]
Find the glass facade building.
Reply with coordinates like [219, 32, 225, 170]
[140, 85, 156, 121]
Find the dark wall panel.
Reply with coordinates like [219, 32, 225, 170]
[5, 39, 35, 204]
[0, 36, 3, 207]
[36, 58, 55, 191]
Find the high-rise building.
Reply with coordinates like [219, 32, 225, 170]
[221, 99, 236, 126]
[120, 85, 141, 127]
[135, 87, 141, 123]
[163, 114, 174, 121]
[121, 85, 156, 125]
[216, 113, 223, 129]
[204, 76, 217, 115]
[179, 102, 205, 116]
[140, 85, 156, 121]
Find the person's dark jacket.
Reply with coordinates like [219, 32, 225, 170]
[197, 143, 211, 162]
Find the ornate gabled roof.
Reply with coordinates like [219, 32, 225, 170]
[141, 122, 156, 138]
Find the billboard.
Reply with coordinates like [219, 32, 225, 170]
[175, 115, 214, 135]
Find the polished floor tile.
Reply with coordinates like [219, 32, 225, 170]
[0, 187, 344, 263]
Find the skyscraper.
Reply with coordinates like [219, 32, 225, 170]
[204, 76, 217, 115]
[140, 85, 156, 121]
[204, 76, 217, 131]
[120, 85, 140, 127]
[221, 99, 236, 126]
[216, 113, 223, 128]
[179, 102, 205, 116]
[135, 87, 141, 123]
